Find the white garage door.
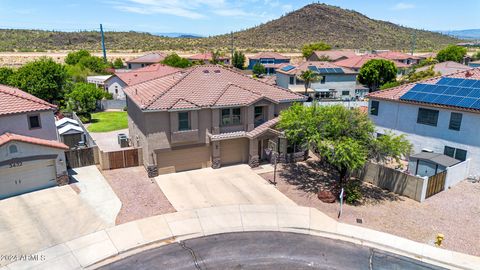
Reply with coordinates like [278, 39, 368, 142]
[0, 159, 57, 199]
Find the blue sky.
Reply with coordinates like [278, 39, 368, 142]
[0, 0, 479, 35]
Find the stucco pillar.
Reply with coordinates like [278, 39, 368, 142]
[268, 104, 275, 119]
[212, 109, 220, 134]
[248, 138, 259, 167]
[247, 106, 255, 131]
[212, 141, 221, 169]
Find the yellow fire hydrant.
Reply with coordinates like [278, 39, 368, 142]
[435, 233, 444, 247]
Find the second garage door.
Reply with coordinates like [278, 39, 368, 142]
[220, 138, 249, 166]
[157, 145, 211, 174]
[0, 159, 57, 199]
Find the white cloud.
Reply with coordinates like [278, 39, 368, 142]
[392, 2, 415, 10]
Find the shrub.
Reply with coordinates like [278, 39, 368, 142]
[77, 112, 91, 123]
[344, 180, 362, 205]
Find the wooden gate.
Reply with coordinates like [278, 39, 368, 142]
[107, 149, 139, 170]
[65, 147, 95, 168]
[426, 170, 447, 198]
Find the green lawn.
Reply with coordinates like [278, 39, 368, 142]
[87, 111, 128, 133]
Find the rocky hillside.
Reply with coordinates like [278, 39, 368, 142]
[0, 4, 460, 52]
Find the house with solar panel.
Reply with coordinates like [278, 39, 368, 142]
[276, 61, 363, 99]
[247, 52, 291, 75]
[367, 68, 480, 176]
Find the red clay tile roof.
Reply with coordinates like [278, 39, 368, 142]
[209, 117, 280, 141]
[334, 55, 409, 69]
[417, 61, 470, 75]
[249, 52, 290, 60]
[375, 51, 421, 61]
[247, 117, 280, 138]
[124, 65, 305, 111]
[367, 68, 480, 112]
[113, 64, 180, 86]
[0, 84, 56, 116]
[276, 61, 357, 75]
[188, 52, 229, 61]
[126, 52, 167, 64]
[257, 76, 277, 85]
[0, 132, 68, 150]
[310, 50, 357, 61]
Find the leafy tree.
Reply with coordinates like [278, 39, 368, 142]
[162, 53, 192, 68]
[252, 62, 266, 76]
[471, 51, 480, 61]
[65, 64, 93, 82]
[0, 67, 14, 85]
[113, 58, 124, 69]
[436, 45, 467, 63]
[412, 57, 438, 69]
[278, 104, 411, 188]
[65, 82, 106, 113]
[78, 56, 107, 73]
[65, 50, 91, 65]
[404, 66, 439, 82]
[8, 57, 67, 103]
[211, 50, 221, 64]
[297, 69, 321, 94]
[358, 59, 397, 91]
[379, 81, 401, 90]
[302, 42, 331, 58]
[232, 51, 246, 69]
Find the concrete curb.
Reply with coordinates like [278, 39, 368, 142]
[3, 205, 479, 270]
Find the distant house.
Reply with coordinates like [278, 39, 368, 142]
[307, 50, 357, 62]
[416, 61, 471, 75]
[374, 51, 421, 66]
[276, 61, 361, 99]
[334, 54, 409, 75]
[187, 52, 230, 65]
[367, 68, 480, 175]
[0, 84, 68, 199]
[469, 60, 480, 68]
[247, 52, 290, 74]
[87, 75, 112, 88]
[124, 65, 305, 176]
[417, 52, 437, 60]
[126, 52, 167, 70]
[104, 64, 180, 99]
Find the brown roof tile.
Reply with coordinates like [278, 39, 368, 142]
[126, 52, 167, 64]
[310, 50, 357, 61]
[113, 64, 180, 86]
[334, 55, 409, 69]
[125, 65, 305, 111]
[0, 84, 56, 116]
[249, 52, 290, 60]
[0, 132, 68, 150]
[188, 52, 229, 61]
[375, 51, 421, 61]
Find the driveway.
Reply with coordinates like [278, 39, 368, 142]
[156, 164, 295, 211]
[0, 186, 106, 266]
[70, 165, 122, 226]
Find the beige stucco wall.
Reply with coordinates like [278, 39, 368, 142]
[0, 110, 58, 141]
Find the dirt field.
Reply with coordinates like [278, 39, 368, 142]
[260, 160, 480, 256]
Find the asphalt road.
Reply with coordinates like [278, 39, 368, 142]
[99, 232, 446, 270]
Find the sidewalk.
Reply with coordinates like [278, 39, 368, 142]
[3, 205, 479, 270]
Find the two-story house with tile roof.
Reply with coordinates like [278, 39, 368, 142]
[367, 68, 480, 175]
[374, 51, 421, 66]
[124, 65, 306, 176]
[247, 52, 291, 75]
[276, 61, 363, 99]
[0, 84, 68, 199]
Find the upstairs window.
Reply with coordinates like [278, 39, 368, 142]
[417, 108, 439, 126]
[444, 146, 467, 161]
[320, 76, 326, 84]
[178, 112, 190, 131]
[289, 76, 294, 84]
[370, 101, 379, 116]
[221, 108, 241, 126]
[449, 112, 462, 131]
[28, 115, 41, 129]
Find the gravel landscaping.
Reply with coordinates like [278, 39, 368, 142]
[101, 166, 176, 225]
[259, 160, 480, 256]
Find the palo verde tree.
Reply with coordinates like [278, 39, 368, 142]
[297, 69, 322, 95]
[278, 104, 411, 189]
[232, 51, 246, 69]
[358, 59, 397, 92]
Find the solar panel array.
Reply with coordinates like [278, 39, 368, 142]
[280, 65, 295, 72]
[307, 66, 344, 74]
[399, 77, 480, 110]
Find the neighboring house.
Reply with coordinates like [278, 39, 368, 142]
[104, 64, 180, 99]
[276, 61, 360, 99]
[469, 60, 480, 68]
[366, 68, 480, 175]
[374, 51, 421, 66]
[188, 52, 230, 65]
[87, 75, 112, 88]
[416, 61, 471, 75]
[417, 52, 437, 60]
[334, 54, 409, 75]
[0, 84, 68, 199]
[307, 50, 357, 62]
[126, 52, 167, 70]
[124, 65, 305, 176]
[247, 52, 291, 74]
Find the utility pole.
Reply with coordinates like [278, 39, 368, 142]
[411, 30, 417, 56]
[100, 24, 107, 63]
[230, 31, 234, 60]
